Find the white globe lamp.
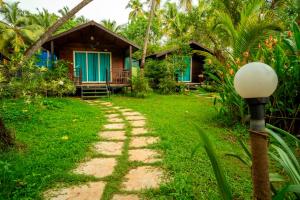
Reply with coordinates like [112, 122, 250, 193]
[234, 62, 278, 98]
[233, 62, 278, 200]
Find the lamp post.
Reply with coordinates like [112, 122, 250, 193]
[234, 62, 278, 200]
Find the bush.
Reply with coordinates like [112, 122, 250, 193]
[158, 76, 177, 94]
[0, 58, 75, 98]
[145, 54, 191, 94]
[131, 69, 152, 98]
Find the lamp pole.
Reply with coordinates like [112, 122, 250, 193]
[234, 62, 278, 200]
[247, 98, 271, 200]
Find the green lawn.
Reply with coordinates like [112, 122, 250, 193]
[0, 98, 105, 199]
[110, 94, 252, 199]
[0, 94, 252, 200]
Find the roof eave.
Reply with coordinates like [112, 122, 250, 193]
[45, 21, 140, 50]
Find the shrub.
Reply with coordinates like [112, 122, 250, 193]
[145, 54, 191, 94]
[0, 58, 75, 98]
[158, 76, 177, 94]
[131, 69, 152, 98]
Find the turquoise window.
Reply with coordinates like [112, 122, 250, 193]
[124, 57, 140, 70]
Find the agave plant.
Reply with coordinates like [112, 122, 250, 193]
[266, 124, 300, 199]
[224, 124, 300, 199]
[197, 129, 233, 200]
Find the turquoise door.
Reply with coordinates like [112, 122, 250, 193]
[74, 51, 111, 82]
[179, 56, 191, 82]
[100, 53, 111, 82]
[87, 52, 99, 82]
[74, 52, 87, 82]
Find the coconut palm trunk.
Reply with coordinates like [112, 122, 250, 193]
[23, 0, 93, 61]
[140, 0, 156, 69]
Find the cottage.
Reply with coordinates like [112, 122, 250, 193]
[146, 41, 213, 85]
[42, 21, 140, 97]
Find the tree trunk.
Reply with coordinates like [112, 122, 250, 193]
[23, 0, 93, 61]
[140, 0, 156, 69]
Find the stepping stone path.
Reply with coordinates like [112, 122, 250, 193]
[45, 100, 165, 200]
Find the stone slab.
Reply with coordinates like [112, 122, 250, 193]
[104, 123, 125, 130]
[112, 194, 140, 200]
[120, 108, 133, 112]
[129, 149, 161, 163]
[106, 114, 120, 119]
[94, 141, 124, 155]
[130, 137, 159, 148]
[122, 166, 164, 191]
[122, 112, 142, 116]
[99, 131, 126, 140]
[129, 120, 146, 127]
[105, 110, 117, 114]
[112, 106, 122, 109]
[46, 181, 106, 200]
[74, 158, 116, 178]
[125, 115, 146, 121]
[107, 118, 124, 123]
[131, 128, 148, 135]
[101, 102, 112, 105]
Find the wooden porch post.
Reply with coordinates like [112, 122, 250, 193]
[50, 40, 54, 66]
[129, 45, 133, 90]
[129, 45, 133, 72]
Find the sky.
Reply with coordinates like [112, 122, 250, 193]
[5, 0, 199, 25]
[6, 0, 133, 25]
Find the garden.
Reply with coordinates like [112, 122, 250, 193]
[0, 0, 299, 199]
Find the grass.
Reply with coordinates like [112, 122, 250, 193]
[0, 98, 105, 200]
[0, 94, 253, 200]
[110, 93, 252, 199]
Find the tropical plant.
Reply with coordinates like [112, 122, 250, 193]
[131, 69, 152, 98]
[140, 0, 160, 69]
[225, 123, 300, 199]
[28, 8, 58, 31]
[126, 0, 145, 21]
[100, 19, 121, 33]
[259, 22, 300, 134]
[23, 0, 93, 62]
[0, 2, 42, 53]
[76, 15, 88, 24]
[213, 0, 283, 60]
[195, 124, 300, 200]
[121, 15, 162, 48]
[179, 0, 192, 11]
[196, 129, 233, 200]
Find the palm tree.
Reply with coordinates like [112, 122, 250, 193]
[0, 2, 40, 53]
[141, 0, 191, 69]
[126, 0, 144, 21]
[140, 0, 159, 69]
[213, 0, 283, 60]
[58, 6, 70, 17]
[101, 19, 121, 33]
[76, 16, 88, 24]
[29, 8, 58, 31]
[23, 0, 93, 61]
[179, 0, 192, 11]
